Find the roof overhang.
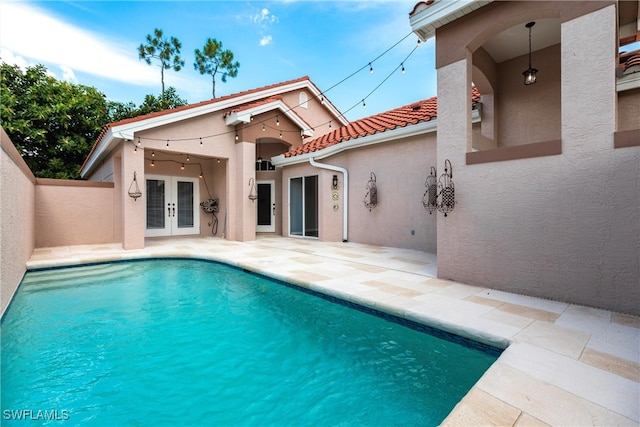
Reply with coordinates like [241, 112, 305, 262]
[81, 78, 346, 178]
[225, 99, 314, 137]
[273, 109, 480, 167]
[410, 0, 493, 41]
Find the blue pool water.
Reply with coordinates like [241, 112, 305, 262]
[2, 259, 499, 426]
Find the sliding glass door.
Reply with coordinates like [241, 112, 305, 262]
[289, 175, 318, 238]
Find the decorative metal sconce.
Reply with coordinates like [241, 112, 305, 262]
[128, 171, 142, 201]
[522, 22, 538, 85]
[423, 160, 455, 217]
[363, 172, 378, 212]
[422, 166, 438, 214]
[332, 174, 339, 190]
[248, 177, 258, 201]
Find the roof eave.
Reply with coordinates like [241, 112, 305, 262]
[225, 100, 314, 137]
[410, 0, 493, 41]
[272, 118, 439, 167]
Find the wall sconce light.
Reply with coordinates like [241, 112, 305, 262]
[248, 177, 258, 201]
[332, 175, 338, 190]
[363, 172, 378, 212]
[423, 160, 455, 217]
[422, 166, 438, 214]
[522, 21, 538, 85]
[128, 171, 142, 201]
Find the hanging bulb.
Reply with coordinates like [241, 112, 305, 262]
[134, 146, 137, 153]
[279, 130, 283, 138]
[181, 163, 185, 170]
[321, 95, 325, 105]
[151, 159, 155, 167]
[186, 155, 190, 162]
[417, 38, 422, 47]
[262, 123, 266, 131]
[166, 140, 169, 147]
[362, 100, 366, 109]
[401, 63, 405, 74]
[151, 150, 155, 157]
[200, 138, 203, 147]
[235, 131, 239, 141]
[369, 63, 373, 74]
[217, 158, 221, 164]
[199, 170, 203, 179]
[276, 116, 280, 126]
[137, 137, 141, 146]
[329, 121, 332, 129]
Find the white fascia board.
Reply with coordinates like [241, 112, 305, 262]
[617, 72, 640, 92]
[224, 100, 314, 137]
[272, 119, 439, 167]
[410, 0, 493, 41]
[80, 127, 119, 178]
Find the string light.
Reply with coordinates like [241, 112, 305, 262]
[111, 32, 420, 147]
[186, 155, 190, 162]
[151, 159, 155, 167]
[151, 150, 155, 157]
[329, 121, 332, 129]
[181, 163, 185, 170]
[262, 123, 266, 132]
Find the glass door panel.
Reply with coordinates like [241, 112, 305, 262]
[146, 175, 199, 237]
[289, 175, 318, 238]
[257, 180, 275, 233]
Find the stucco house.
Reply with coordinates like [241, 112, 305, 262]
[79, 76, 349, 248]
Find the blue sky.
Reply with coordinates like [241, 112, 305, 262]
[0, 0, 437, 121]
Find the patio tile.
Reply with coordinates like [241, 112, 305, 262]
[513, 321, 589, 359]
[580, 347, 640, 382]
[496, 303, 560, 323]
[441, 387, 521, 426]
[613, 312, 640, 329]
[477, 362, 637, 426]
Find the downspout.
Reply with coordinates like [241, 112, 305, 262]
[309, 157, 348, 242]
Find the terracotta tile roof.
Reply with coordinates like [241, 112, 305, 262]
[620, 49, 640, 73]
[285, 86, 480, 158]
[224, 95, 284, 115]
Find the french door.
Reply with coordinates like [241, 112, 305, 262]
[256, 180, 276, 233]
[289, 175, 318, 238]
[145, 175, 200, 237]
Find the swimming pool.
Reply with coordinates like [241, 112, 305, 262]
[2, 259, 500, 426]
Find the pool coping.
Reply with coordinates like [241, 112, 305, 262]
[17, 236, 640, 426]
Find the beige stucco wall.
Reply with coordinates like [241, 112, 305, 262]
[618, 88, 640, 131]
[34, 179, 116, 248]
[1, 127, 35, 317]
[435, 5, 640, 315]
[279, 132, 438, 252]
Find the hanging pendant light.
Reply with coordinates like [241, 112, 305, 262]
[522, 22, 538, 85]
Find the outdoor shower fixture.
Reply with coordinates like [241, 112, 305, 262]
[363, 172, 378, 212]
[248, 178, 258, 201]
[128, 171, 142, 201]
[422, 160, 455, 217]
[522, 22, 538, 85]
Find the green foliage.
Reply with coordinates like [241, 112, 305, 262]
[0, 63, 109, 179]
[136, 87, 188, 116]
[194, 38, 240, 98]
[138, 28, 185, 97]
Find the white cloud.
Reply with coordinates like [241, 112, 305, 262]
[260, 36, 273, 47]
[60, 65, 78, 83]
[252, 8, 279, 28]
[0, 49, 29, 70]
[0, 2, 159, 87]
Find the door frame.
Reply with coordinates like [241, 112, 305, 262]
[145, 174, 200, 237]
[256, 179, 276, 233]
